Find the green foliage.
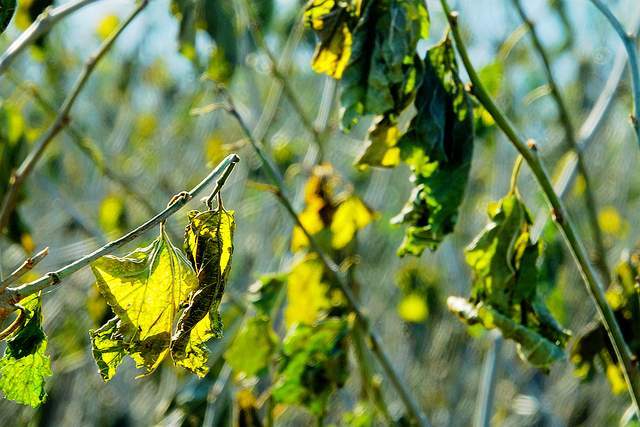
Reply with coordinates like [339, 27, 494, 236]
[0, 0, 15, 34]
[448, 193, 570, 369]
[0, 294, 52, 408]
[392, 36, 474, 256]
[273, 317, 350, 416]
[224, 315, 278, 379]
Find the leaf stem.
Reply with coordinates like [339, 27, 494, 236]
[512, 0, 609, 280]
[221, 94, 431, 427]
[0, 0, 149, 237]
[589, 0, 640, 145]
[509, 155, 524, 195]
[440, 0, 640, 417]
[0, 0, 104, 75]
[0, 154, 240, 311]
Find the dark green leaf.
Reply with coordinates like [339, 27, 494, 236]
[273, 317, 350, 415]
[392, 35, 474, 256]
[0, 0, 16, 34]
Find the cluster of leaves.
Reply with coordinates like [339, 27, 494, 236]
[90, 208, 235, 381]
[306, 1, 475, 256]
[448, 193, 570, 369]
[572, 250, 640, 394]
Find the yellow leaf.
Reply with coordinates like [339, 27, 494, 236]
[285, 257, 330, 328]
[330, 196, 374, 249]
[599, 206, 627, 236]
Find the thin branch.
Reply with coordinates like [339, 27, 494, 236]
[0, 0, 103, 75]
[220, 94, 431, 427]
[0, 154, 239, 312]
[241, 0, 329, 160]
[440, 0, 640, 418]
[474, 333, 502, 427]
[0, 0, 149, 236]
[6, 71, 157, 215]
[589, 0, 640, 145]
[0, 247, 49, 290]
[531, 6, 640, 242]
[512, 0, 609, 280]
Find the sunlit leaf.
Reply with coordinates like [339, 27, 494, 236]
[224, 316, 278, 379]
[285, 256, 330, 328]
[273, 317, 350, 415]
[355, 116, 401, 169]
[448, 193, 570, 369]
[330, 195, 375, 249]
[172, 209, 235, 376]
[0, 294, 52, 407]
[96, 14, 120, 40]
[392, 35, 474, 256]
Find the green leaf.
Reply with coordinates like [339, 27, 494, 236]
[340, 0, 429, 130]
[89, 317, 128, 382]
[392, 35, 474, 256]
[0, 294, 52, 407]
[224, 316, 278, 379]
[247, 273, 286, 316]
[448, 193, 570, 369]
[273, 317, 350, 415]
[171, 209, 235, 376]
[0, 0, 16, 34]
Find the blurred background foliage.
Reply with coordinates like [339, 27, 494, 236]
[1, 0, 640, 425]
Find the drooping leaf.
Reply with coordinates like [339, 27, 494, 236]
[448, 193, 570, 369]
[0, 0, 16, 34]
[304, 0, 362, 79]
[90, 220, 229, 380]
[171, 208, 235, 376]
[572, 250, 640, 392]
[273, 317, 350, 415]
[285, 256, 331, 328]
[340, 0, 429, 129]
[391, 35, 474, 256]
[224, 316, 278, 379]
[0, 294, 52, 407]
[354, 116, 401, 169]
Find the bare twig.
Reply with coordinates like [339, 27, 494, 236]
[512, 0, 609, 280]
[589, 0, 640, 145]
[0, 0, 149, 236]
[0, 247, 49, 290]
[220, 94, 431, 427]
[0, 154, 239, 313]
[531, 6, 640, 242]
[440, 0, 640, 417]
[0, 0, 103, 75]
[474, 333, 502, 427]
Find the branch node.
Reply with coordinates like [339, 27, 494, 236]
[551, 207, 564, 225]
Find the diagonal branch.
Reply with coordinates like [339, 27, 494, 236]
[512, 0, 609, 280]
[0, 0, 149, 237]
[440, 0, 640, 418]
[0, 0, 104, 75]
[219, 93, 431, 427]
[589, 0, 640, 145]
[0, 247, 49, 290]
[0, 154, 239, 312]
